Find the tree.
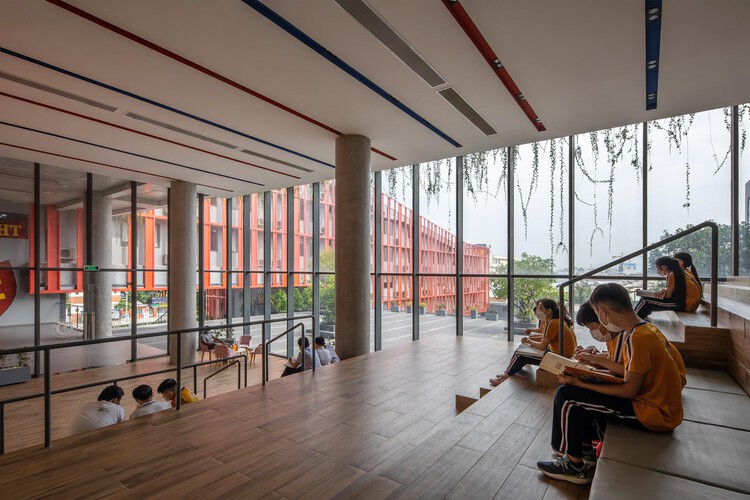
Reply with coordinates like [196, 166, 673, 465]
[294, 286, 313, 312]
[320, 249, 336, 324]
[270, 289, 287, 314]
[647, 221, 749, 278]
[489, 253, 558, 323]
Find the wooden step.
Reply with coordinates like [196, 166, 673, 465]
[649, 310, 729, 370]
[455, 394, 478, 413]
[717, 283, 750, 303]
[534, 367, 559, 387]
[724, 275, 750, 287]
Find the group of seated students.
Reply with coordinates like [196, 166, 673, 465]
[70, 378, 199, 434]
[633, 251, 703, 318]
[489, 252, 698, 485]
[281, 336, 339, 377]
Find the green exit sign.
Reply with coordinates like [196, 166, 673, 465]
[83, 265, 100, 272]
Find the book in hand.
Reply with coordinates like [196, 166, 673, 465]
[540, 352, 624, 385]
[635, 289, 658, 298]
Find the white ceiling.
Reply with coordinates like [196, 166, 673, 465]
[1, 0, 749, 196]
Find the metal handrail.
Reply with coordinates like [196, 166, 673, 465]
[557, 221, 718, 355]
[263, 320, 318, 384]
[0, 314, 314, 453]
[203, 357, 243, 399]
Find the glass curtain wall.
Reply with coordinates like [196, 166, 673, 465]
[2, 103, 748, 374]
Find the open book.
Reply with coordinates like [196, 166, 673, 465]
[635, 289, 659, 298]
[539, 352, 624, 385]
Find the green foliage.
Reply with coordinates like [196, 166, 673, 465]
[489, 253, 558, 323]
[270, 289, 287, 314]
[320, 275, 336, 324]
[293, 286, 312, 312]
[647, 222, 750, 278]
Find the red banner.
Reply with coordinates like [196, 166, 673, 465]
[0, 213, 28, 239]
[0, 261, 17, 317]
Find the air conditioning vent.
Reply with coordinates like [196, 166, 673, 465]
[124, 112, 238, 149]
[335, 0, 446, 88]
[0, 70, 117, 111]
[60, 248, 74, 263]
[239, 149, 312, 173]
[438, 88, 497, 136]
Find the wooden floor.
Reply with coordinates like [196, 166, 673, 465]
[0, 335, 588, 499]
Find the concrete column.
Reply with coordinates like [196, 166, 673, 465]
[169, 181, 197, 364]
[84, 194, 112, 339]
[335, 135, 371, 359]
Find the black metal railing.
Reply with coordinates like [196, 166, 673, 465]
[557, 221, 718, 355]
[0, 314, 315, 453]
[262, 321, 318, 384]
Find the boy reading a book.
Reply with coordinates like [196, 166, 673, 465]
[537, 283, 684, 485]
[574, 301, 625, 376]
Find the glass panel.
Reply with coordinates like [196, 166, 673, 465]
[740, 104, 750, 274]
[419, 159, 456, 274]
[418, 276, 454, 338]
[511, 277, 560, 336]
[383, 166, 413, 274]
[647, 109, 731, 278]
[575, 127, 643, 273]
[294, 185, 313, 272]
[514, 140, 570, 275]
[381, 273, 411, 349]
[0, 158, 34, 351]
[463, 150, 507, 276]
[320, 180, 335, 271]
[271, 190, 287, 272]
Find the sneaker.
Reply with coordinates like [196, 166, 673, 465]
[582, 447, 597, 467]
[537, 456, 592, 485]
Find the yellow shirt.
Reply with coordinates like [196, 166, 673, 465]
[170, 387, 200, 407]
[605, 333, 625, 363]
[544, 318, 577, 358]
[683, 270, 702, 312]
[623, 323, 684, 431]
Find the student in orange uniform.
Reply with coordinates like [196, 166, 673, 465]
[524, 299, 548, 341]
[574, 301, 625, 376]
[537, 284, 684, 485]
[673, 251, 703, 312]
[490, 299, 577, 386]
[634, 256, 688, 318]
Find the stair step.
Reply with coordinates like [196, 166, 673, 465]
[725, 276, 750, 286]
[718, 283, 750, 303]
[455, 394, 478, 413]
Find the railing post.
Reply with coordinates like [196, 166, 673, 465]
[1, 404, 4, 454]
[711, 224, 718, 326]
[193, 365, 197, 395]
[176, 332, 182, 410]
[558, 285, 565, 357]
[44, 350, 51, 448]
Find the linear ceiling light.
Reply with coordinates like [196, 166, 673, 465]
[441, 0, 546, 132]
[241, 0, 462, 148]
[645, 0, 663, 110]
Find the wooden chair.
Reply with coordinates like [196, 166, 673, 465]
[213, 344, 237, 366]
[249, 343, 264, 366]
[238, 335, 253, 352]
[199, 342, 213, 362]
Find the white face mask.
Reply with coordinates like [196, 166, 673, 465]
[535, 309, 545, 320]
[597, 307, 623, 333]
[589, 327, 612, 343]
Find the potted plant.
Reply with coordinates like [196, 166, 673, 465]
[436, 304, 447, 317]
[0, 352, 32, 387]
[419, 302, 426, 315]
[406, 301, 412, 313]
[470, 306, 478, 319]
[485, 308, 498, 321]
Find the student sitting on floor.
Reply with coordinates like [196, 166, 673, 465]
[537, 283, 684, 485]
[70, 385, 125, 434]
[634, 256, 688, 318]
[130, 384, 172, 419]
[490, 298, 577, 386]
[673, 251, 703, 312]
[157, 378, 200, 408]
[523, 300, 548, 341]
[574, 301, 625, 376]
[281, 337, 321, 377]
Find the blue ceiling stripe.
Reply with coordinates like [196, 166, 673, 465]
[645, 0, 662, 110]
[0, 46, 334, 168]
[241, 0, 463, 148]
[0, 120, 264, 186]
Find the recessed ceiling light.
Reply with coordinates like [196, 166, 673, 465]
[647, 93, 657, 100]
[647, 59, 658, 69]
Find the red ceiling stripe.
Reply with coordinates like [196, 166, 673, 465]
[45, 0, 397, 161]
[0, 91, 301, 179]
[442, 0, 546, 132]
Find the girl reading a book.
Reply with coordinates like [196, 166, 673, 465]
[634, 256, 687, 318]
[490, 299, 577, 386]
